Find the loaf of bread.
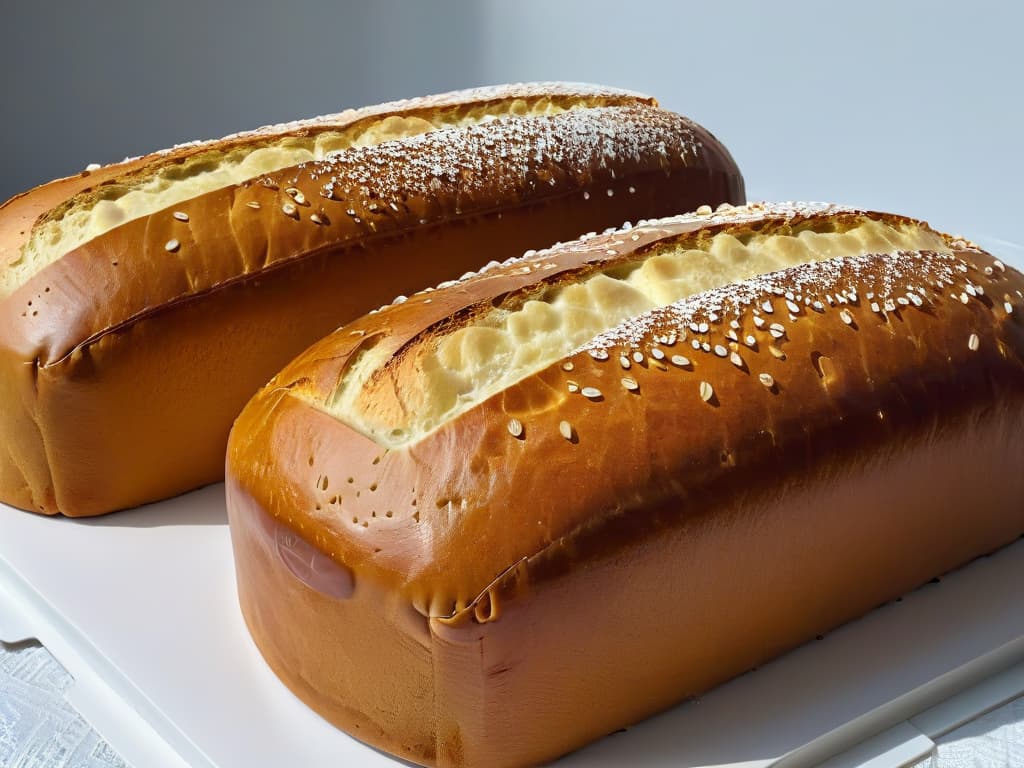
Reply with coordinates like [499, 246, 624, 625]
[226, 202, 1024, 767]
[0, 83, 743, 516]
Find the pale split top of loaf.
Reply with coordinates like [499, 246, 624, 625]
[0, 83, 652, 298]
[329, 203, 954, 446]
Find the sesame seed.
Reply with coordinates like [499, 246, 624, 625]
[753, 316, 766, 329]
[839, 309, 854, 325]
[966, 284, 978, 297]
[769, 345, 786, 360]
[246, 201, 261, 209]
[909, 293, 924, 307]
[785, 299, 801, 314]
[619, 355, 631, 369]
[630, 233, 640, 241]
[633, 351, 645, 363]
[729, 319, 741, 330]
[85, 162, 101, 172]
[588, 348, 609, 361]
[768, 323, 785, 339]
[870, 301, 881, 313]
[621, 377, 639, 391]
[812, 300, 825, 312]
[699, 381, 714, 402]
[701, 342, 711, 353]
[628, 186, 636, 194]
[897, 297, 910, 306]
[282, 202, 299, 218]
[164, 239, 180, 253]
[562, 361, 575, 371]
[607, 189, 614, 197]
[745, 335, 757, 348]
[729, 351, 744, 368]
[994, 260, 1006, 272]
[310, 213, 325, 225]
[714, 344, 728, 357]
[172, 211, 189, 222]
[696, 204, 713, 216]
[507, 418, 524, 438]
[691, 339, 701, 350]
[960, 293, 970, 305]
[1005, 301, 1014, 314]
[581, 386, 603, 399]
[567, 382, 579, 393]
[583, 191, 591, 200]
[761, 300, 774, 314]
[759, 373, 775, 388]
[725, 330, 738, 342]
[968, 333, 980, 351]
[671, 354, 690, 367]
[559, 421, 574, 441]
[698, 322, 710, 334]
[651, 347, 665, 360]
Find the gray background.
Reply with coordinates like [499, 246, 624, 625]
[2, 0, 1021, 241]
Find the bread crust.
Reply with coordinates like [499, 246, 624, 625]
[0, 84, 743, 515]
[226, 203, 1024, 767]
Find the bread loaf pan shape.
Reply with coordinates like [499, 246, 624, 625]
[0, 82, 743, 516]
[226, 202, 1024, 766]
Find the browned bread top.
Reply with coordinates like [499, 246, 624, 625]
[227, 202, 1024, 619]
[0, 82, 649, 273]
[0, 85, 737, 366]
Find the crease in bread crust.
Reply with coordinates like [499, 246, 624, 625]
[327, 206, 952, 447]
[1, 85, 647, 299]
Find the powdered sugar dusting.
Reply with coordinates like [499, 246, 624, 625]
[578, 248, 962, 355]
[280, 104, 704, 300]
[106, 83, 650, 167]
[219, 82, 650, 143]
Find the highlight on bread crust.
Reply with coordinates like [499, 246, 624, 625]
[0, 82, 744, 516]
[226, 201, 1024, 767]
[330, 215, 949, 446]
[2, 85, 628, 298]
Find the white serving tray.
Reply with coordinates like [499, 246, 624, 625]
[1, 234, 1022, 768]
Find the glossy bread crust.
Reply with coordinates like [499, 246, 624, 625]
[227, 203, 1024, 767]
[0, 83, 743, 515]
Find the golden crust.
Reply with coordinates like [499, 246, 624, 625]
[0, 86, 742, 516]
[226, 203, 1024, 766]
[0, 82, 650, 272]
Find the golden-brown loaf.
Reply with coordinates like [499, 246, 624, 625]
[226, 202, 1024, 767]
[0, 82, 743, 516]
